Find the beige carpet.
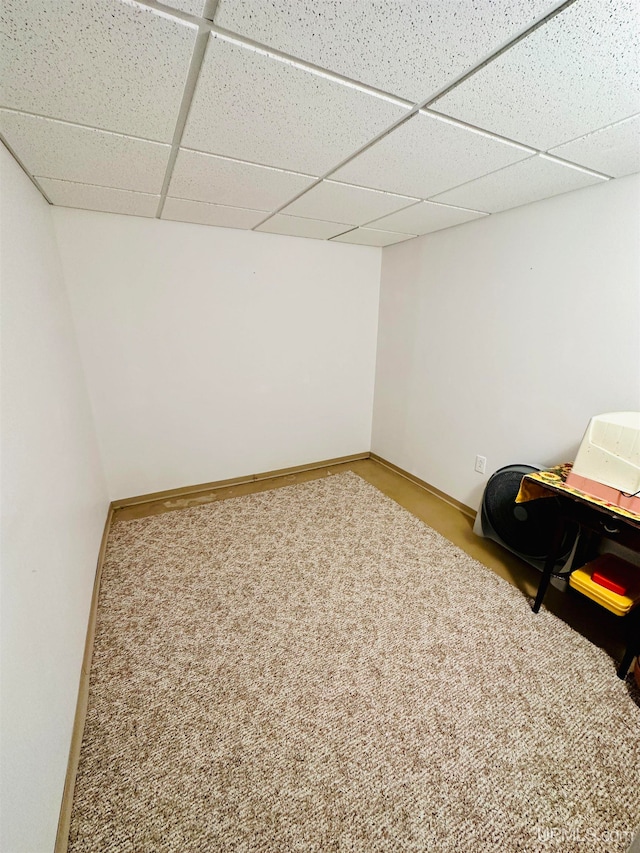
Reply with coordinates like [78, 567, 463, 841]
[69, 471, 639, 852]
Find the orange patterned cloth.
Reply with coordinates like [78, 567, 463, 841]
[515, 463, 640, 526]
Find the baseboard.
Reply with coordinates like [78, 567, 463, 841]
[369, 453, 476, 519]
[111, 452, 371, 509]
[54, 505, 114, 853]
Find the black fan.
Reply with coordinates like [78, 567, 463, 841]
[475, 464, 577, 569]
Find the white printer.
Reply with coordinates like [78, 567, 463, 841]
[566, 412, 640, 513]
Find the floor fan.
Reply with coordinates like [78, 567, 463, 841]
[474, 464, 578, 573]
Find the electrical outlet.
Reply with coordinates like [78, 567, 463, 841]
[475, 455, 487, 474]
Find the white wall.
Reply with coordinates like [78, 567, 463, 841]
[53, 210, 381, 500]
[372, 174, 640, 511]
[0, 147, 109, 852]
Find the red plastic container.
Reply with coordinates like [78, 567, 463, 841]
[590, 554, 638, 596]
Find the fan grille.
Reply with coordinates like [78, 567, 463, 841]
[483, 465, 575, 560]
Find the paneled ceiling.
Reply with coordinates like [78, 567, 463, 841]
[1, 0, 639, 246]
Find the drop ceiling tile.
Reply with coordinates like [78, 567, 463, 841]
[1, 0, 197, 141]
[181, 35, 407, 174]
[332, 228, 415, 247]
[431, 155, 607, 213]
[162, 0, 206, 15]
[281, 180, 417, 226]
[0, 110, 170, 194]
[433, 0, 640, 150]
[369, 201, 487, 235]
[38, 179, 159, 217]
[162, 198, 268, 229]
[332, 112, 531, 198]
[549, 114, 640, 178]
[255, 215, 350, 240]
[214, 0, 558, 102]
[169, 149, 315, 209]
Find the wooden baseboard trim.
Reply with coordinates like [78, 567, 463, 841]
[111, 452, 371, 509]
[369, 453, 476, 519]
[55, 505, 114, 853]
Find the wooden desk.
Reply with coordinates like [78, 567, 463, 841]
[516, 465, 640, 678]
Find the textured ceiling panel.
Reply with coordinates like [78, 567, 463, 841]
[162, 198, 268, 229]
[38, 179, 160, 216]
[0, 110, 170, 194]
[182, 36, 407, 174]
[549, 114, 640, 178]
[162, 0, 206, 16]
[281, 180, 417, 226]
[255, 215, 351, 240]
[214, 0, 560, 103]
[2, 0, 637, 242]
[332, 112, 531, 199]
[369, 201, 487, 235]
[431, 155, 607, 212]
[332, 228, 415, 247]
[168, 150, 315, 209]
[432, 0, 640, 150]
[0, 0, 197, 141]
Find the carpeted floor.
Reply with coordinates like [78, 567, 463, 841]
[69, 471, 639, 852]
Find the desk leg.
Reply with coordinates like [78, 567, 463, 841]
[617, 608, 640, 679]
[532, 516, 566, 614]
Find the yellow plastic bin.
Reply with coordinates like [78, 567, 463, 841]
[569, 555, 640, 617]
